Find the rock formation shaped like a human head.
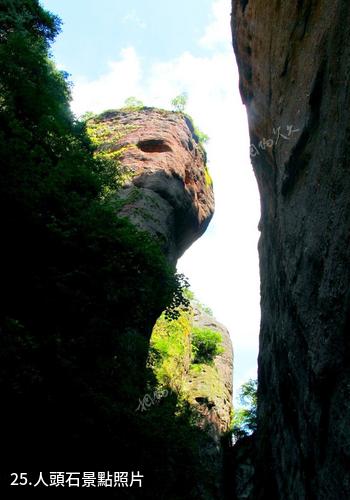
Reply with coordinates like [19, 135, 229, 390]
[88, 108, 215, 263]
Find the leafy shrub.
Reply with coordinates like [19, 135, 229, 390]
[149, 309, 192, 392]
[146, 298, 226, 496]
[122, 96, 144, 110]
[170, 93, 209, 146]
[191, 327, 224, 364]
[171, 92, 188, 112]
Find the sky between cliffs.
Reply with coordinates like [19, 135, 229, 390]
[41, 0, 260, 394]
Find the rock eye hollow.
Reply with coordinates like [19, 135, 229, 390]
[137, 139, 172, 153]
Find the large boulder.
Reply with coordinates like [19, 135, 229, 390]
[88, 108, 215, 262]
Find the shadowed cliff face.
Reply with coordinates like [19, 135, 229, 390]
[232, 1, 350, 498]
[149, 300, 233, 499]
[1, 101, 220, 496]
[89, 108, 215, 263]
[0, 2, 230, 496]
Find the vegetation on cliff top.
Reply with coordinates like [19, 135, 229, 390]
[82, 93, 210, 150]
[149, 297, 225, 413]
[0, 2, 222, 496]
[146, 296, 230, 495]
[0, 0, 188, 457]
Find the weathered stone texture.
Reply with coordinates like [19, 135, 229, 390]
[90, 108, 214, 263]
[188, 304, 233, 438]
[232, 1, 350, 498]
[186, 303, 234, 499]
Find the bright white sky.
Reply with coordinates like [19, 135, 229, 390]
[41, 0, 260, 395]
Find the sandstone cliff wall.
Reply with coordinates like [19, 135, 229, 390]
[88, 108, 214, 263]
[232, 1, 350, 498]
[87, 108, 232, 498]
[188, 304, 233, 499]
[187, 304, 233, 438]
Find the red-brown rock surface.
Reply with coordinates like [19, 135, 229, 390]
[232, 1, 350, 499]
[89, 108, 214, 262]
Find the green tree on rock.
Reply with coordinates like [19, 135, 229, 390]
[123, 96, 144, 109]
[171, 92, 188, 112]
[232, 378, 258, 440]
